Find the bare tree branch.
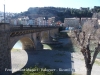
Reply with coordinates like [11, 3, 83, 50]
[81, 31, 86, 46]
[91, 43, 100, 66]
[73, 19, 99, 75]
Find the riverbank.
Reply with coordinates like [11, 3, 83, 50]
[11, 38, 100, 75]
[11, 49, 100, 75]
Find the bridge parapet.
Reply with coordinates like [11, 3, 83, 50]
[0, 23, 10, 31]
[10, 25, 59, 30]
[9, 25, 60, 37]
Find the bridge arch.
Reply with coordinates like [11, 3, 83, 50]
[10, 35, 35, 73]
[20, 37, 34, 50]
[9, 34, 35, 50]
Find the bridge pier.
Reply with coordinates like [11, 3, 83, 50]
[49, 29, 59, 39]
[0, 24, 12, 75]
[41, 30, 52, 43]
[41, 29, 59, 43]
[32, 33, 43, 50]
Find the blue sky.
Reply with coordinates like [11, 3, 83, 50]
[0, 0, 100, 13]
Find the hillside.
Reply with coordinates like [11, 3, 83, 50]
[15, 7, 97, 22]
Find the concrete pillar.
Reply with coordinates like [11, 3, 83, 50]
[0, 23, 12, 75]
[33, 33, 43, 50]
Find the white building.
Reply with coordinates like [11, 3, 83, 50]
[10, 19, 17, 25]
[28, 19, 34, 25]
[17, 16, 29, 25]
[36, 17, 45, 25]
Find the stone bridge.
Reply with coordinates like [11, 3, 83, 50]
[0, 23, 59, 75]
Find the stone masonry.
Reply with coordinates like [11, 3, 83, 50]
[0, 24, 11, 75]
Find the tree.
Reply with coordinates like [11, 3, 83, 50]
[74, 19, 100, 75]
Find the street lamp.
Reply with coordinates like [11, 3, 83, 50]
[43, 17, 45, 25]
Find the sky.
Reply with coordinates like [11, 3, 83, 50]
[0, 0, 100, 13]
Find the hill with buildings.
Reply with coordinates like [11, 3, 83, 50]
[1, 6, 100, 26]
[17, 7, 96, 22]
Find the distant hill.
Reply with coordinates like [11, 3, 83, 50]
[14, 7, 95, 22]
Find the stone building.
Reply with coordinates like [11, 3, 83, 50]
[64, 18, 80, 28]
[64, 17, 99, 29]
[81, 18, 98, 27]
[80, 7, 89, 11]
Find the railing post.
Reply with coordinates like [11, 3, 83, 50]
[30, 25, 32, 28]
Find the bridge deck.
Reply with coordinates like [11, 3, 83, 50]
[0, 23, 60, 37]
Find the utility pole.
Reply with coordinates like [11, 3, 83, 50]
[4, 0, 5, 23]
[4, 0, 5, 29]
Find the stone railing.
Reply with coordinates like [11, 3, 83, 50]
[10, 25, 60, 31]
[0, 23, 61, 32]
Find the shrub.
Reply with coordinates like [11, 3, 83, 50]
[22, 66, 54, 75]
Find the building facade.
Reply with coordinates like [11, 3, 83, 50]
[64, 18, 80, 28]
